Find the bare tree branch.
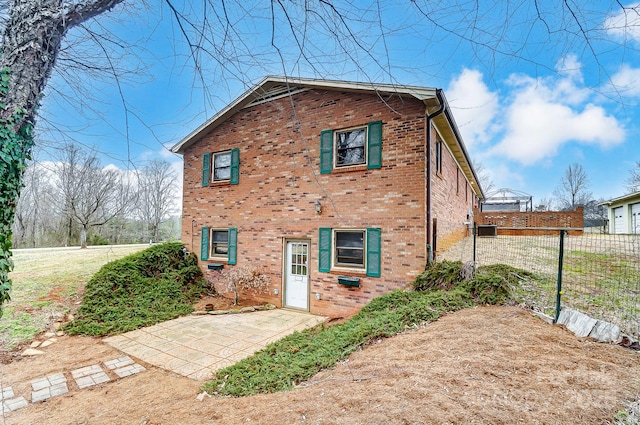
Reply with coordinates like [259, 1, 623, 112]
[554, 162, 593, 210]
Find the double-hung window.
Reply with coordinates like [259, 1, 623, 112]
[200, 226, 237, 264]
[202, 148, 240, 186]
[213, 152, 231, 181]
[336, 128, 366, 167]
[320, 121, 382, 173]
[334, 230, 365, 268]
[210, 229, 229, 256]
[318, 228, 381, 277]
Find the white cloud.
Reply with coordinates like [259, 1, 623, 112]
[483, 163, 524, 194]
[139, 146, 180, 161]
[160, 144, 178, 159]
[446, 60, 624, 167]
[556, 54, 584, 85]
[487, 60, 625, 165]
[446, 68, 499, 150]
[608, 64, 640, 97]
[603, 3, 640, 41]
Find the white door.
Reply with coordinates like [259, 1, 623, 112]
[284, 241, 309, 310]
[632, 203, 640, 234]
[614, 207, 624, 234]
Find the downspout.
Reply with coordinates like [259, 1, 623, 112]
[425, 88, 446, 266]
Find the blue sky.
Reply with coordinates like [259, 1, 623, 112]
[33, 1, 640, 207]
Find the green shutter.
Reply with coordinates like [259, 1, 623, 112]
[366, 228, 381, 277]
[367, 120, 382, 170]
[228, 228, 237, 265]
[318, 228, 332, 272]
[230, 148, 240, 185]
[320, 130, 333, 174]
[200, 226, 209, 260]
[202, 153, 211, 186]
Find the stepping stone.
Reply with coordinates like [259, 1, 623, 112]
[40, 339, 55, 348]
[104, 356, 146, 378]
[30, 373, 69, 403]
[71, 364, 110, 389]
[1, 397, 28, 413]
[112, 363, 146, 378]
[104, 356, 135, 370]
[1, 386, 14, 400]
[22, 348, 45, 356]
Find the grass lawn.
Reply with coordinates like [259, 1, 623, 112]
[1, 244, 147, 350]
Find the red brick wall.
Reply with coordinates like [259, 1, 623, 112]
[430, 129, 476, 255]
[476, 207, 584, 236]
[181, 89, 473, 317]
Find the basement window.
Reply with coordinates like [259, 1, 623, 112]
[210, 229, 229, 257]
[334, 230, 365, 268]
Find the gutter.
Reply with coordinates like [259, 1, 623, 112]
[425, 89, 446, 265]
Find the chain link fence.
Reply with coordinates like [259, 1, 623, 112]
[440, 227, 640, 340]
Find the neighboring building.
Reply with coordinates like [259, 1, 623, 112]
[171, 76, 483, 317]
[481, 188, 533, 212]
[600, 191, 640, 234]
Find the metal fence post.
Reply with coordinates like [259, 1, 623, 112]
[473, 222, 477, 267]
[554, 229, 566, 323]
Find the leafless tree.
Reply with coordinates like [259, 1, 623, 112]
[535, 197, 554, 212]
[136, 159, 178, 243]
[553, 163, 593, 211]
[55, 144, 135, 248]
[627, 161, 640, 193]
[472, 161, 495, 196]
[11, 162, 56, 248]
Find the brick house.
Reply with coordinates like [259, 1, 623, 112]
[171, 76, 484, 317]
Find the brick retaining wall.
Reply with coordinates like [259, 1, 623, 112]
[475, 207, 584, 236]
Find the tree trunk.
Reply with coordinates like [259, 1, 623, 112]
[153, 223, 160, 244]
[0, 0, 124, 313]
[80, 226, 88, 249]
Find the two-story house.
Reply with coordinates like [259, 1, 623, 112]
[171, 76, 483, 317]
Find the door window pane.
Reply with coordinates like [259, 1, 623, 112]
[290, 243, 309, 276]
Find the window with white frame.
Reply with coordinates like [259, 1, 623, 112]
[335, 128, 366, 167]
[320, 121, 382, 174]
[318, 227, 381, 277]
[210, 229, 229, 257]
[334, 230, 365, 268]
[212, 151, 231, 181]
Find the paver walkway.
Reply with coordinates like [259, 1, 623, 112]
[0, 356, 145, 414]
[104, 309, 326, 381]
[1, 309, 324, 415]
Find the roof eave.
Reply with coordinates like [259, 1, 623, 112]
[431, 92, 485, 200]
[170, 76, 439, 154]
[600, 191, 640, 206]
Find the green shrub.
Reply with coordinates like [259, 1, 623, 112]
[203, 286, 478, 397]
[202, 261, 543, 397]
[64, 242, 208, 336]
[413, 261, 539, 305]
[412, 260, 466, 291]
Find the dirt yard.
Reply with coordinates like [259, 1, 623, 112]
[3, 305, 640, 424]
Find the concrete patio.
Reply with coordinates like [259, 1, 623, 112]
[104, 309, 326, 381]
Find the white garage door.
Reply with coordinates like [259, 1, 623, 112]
[632, 203, 640, 234]
[614, 207, 624, 234]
